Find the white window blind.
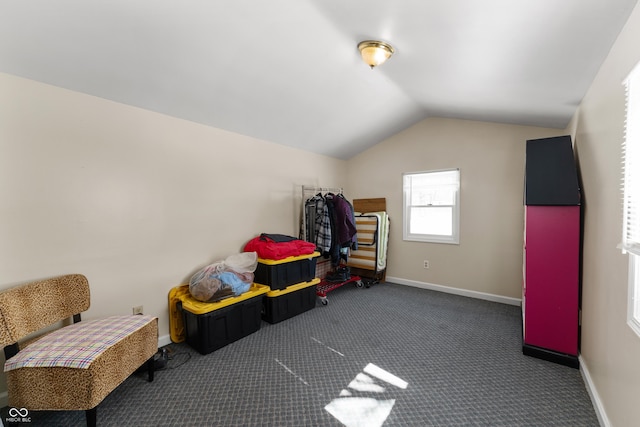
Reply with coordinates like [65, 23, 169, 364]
[622, 62, 640, 256]
[623, 60, 640, 338]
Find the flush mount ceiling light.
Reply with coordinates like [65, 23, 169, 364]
[358, 40, 395, 69]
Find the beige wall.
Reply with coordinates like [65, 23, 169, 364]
[0, 72, 347, 396]
[566, 2, 640, 425]
[347, 117, 560, 300]
[4, 2, 640, 420]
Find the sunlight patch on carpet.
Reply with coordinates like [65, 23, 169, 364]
[324, 363, 408, 427]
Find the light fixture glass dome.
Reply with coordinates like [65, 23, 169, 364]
[358, 40, 395, 69]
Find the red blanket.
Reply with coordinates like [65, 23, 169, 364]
[244, 234, 316, 260]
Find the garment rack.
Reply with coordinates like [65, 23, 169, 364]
[302, 185, 343, 195]
[300, 186, 363, 305]
[301, 185, 343, 243]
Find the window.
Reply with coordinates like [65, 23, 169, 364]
[403, 169, 460, 244]
[629, 255, 640, 336]
[622, 60, 640, 336]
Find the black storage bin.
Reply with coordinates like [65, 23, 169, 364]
[262, 278, 320, 324]
[254, 252, 320, 290]
[177, 284, 269, 355]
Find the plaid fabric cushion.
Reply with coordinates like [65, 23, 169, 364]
[4, 315, 155, 371]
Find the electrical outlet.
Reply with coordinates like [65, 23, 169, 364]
[132, 305, 143, 315]
[423, 260, 430, 269]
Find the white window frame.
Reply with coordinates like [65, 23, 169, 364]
[622, 60, 640, 338]
[628, 254, 640, 337]
[403, 168, 460, 244]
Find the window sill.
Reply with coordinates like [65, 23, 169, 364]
[403, 236, 459, 245]
[629, 318, 640, 339]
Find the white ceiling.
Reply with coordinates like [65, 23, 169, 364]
[1, 0, 637, 159]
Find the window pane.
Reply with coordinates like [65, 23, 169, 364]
[409, 171, 457, 206]
[623, 60, 640, 338]
[634, 255, 640, 322]
[623, 61, 640, 255]
[410, 206, 453, 236]
[410, 185, 455, 206]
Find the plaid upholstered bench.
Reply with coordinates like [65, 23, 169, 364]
[0, 274, 158, 427]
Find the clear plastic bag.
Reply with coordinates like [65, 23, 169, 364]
[223, 252, 258, 273]
[189, 252, 258, 302]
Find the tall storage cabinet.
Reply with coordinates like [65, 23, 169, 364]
[522, 135, 581, 368]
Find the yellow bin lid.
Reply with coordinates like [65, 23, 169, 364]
[265, 277, 320, 297]
[168, 283, 270, 343]
[257, 251, 320, 265]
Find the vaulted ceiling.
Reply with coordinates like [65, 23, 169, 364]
[1, 1, 637, 159]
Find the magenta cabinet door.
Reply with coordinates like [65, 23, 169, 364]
[524, 205, 580, 356]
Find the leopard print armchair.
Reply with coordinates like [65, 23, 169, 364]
[0, 274, 158, 427]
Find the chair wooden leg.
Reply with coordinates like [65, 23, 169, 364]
[86, 407, 97, 427]
[147, 356, 155, 382]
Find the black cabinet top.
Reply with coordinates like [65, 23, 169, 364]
[525, 135, 580, 206]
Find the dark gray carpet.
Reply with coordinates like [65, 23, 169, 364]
[2, 282, 598, 426]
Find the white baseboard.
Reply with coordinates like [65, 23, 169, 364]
[579, 355, 610, 427]
[159, 334, 172, 348]
[385, 276, 522, 306]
